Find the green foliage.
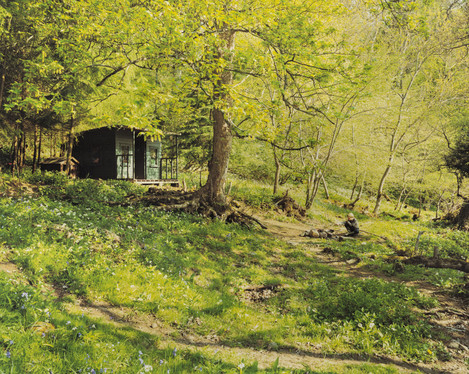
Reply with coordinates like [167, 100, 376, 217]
[0, 174, 463, 371]
[409, 231, 469, 260]
[230, 140, 275, 182]
[229, 178, 279, 209]
[306, 277, 439, 360]
[25, 171, 146, 205]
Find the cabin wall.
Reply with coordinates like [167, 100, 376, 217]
[73, 128, 117, 179]
[74, 127, 175, 183]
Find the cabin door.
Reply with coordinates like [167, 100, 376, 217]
[146, 141, 160, 179]
[116, 141, 134, 179]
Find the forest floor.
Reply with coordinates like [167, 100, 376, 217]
[1, 207, 468, 373]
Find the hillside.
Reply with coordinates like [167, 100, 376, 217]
[0, 173, 468, 373]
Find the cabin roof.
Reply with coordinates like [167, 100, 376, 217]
[40, 157, 79, 165]
[77, 126, 180, 137]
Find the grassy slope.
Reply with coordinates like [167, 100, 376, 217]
[0, 172, 467, 373]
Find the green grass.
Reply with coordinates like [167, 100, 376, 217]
[0, 172, 466, 372]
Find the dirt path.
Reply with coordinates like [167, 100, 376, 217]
[257, 216, 469, 374]
[64, 216, 469, 373]
[1, 216, 468, 373]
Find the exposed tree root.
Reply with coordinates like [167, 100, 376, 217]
[273, 190, 306, 219]
[131, 189, 267, 229]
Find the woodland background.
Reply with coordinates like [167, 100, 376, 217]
[1, 0, 469, 215]
[1, 2, 469, 373]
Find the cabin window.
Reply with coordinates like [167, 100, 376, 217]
[121, 144, 130, 164]
[149, 146, 158, 166]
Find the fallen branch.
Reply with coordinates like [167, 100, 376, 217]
[401, 256, 469, 273]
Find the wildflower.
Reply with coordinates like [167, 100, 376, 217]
[172, 348, 177, 357]
[238, 363, 245, 370]
[139, 357, 144, 365]
[159, 359, 164, 365]
[6, 350, 11, 358]
[21, 292, 29, 300]
[66, 321, 71, 325]
[8, 340, 13, 345]
[143, 365, 153, 372]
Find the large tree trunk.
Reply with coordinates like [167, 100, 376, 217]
[202, 107, 232, 204]
[199, 27, 234, 205]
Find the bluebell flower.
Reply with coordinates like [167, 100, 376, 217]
[139, 357, 144, 365]
[8, 340, 13, 345]
[172, 348, 177, 357]
[6, 350, 11, 358]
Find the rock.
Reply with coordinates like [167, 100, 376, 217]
[268, 341, 279, 351]
[448, 340, 460, 349]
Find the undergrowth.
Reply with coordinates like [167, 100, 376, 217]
[0, 172, 466, 373]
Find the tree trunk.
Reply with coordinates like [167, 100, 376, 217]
[435, 189, 445, 219]
[350, 176, 358, 200]
[456, 199, 469, 230]
[10, 125, 19, 175]
[21, 130, 26, 170]
[321, 173, 330, 199]
[199, 27, 234, 205]
[305, 171, 315, 209]
[65, 115, 74, 175]
[374, 159, 394, 214]
[32, 125, 38, 173]
[394, 187, 406, 211]
[0, 70, 5, 108]
[273, 146, 281, 195]
[37, 127, 43, 171]
[402, 256, 469, 273]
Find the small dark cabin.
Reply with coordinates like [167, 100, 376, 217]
[73, 127, 179, 186]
